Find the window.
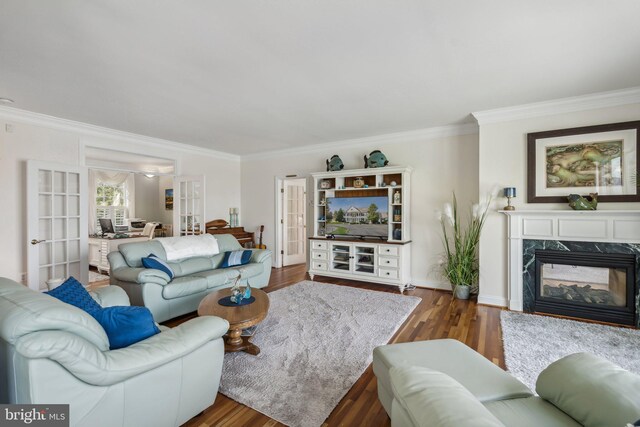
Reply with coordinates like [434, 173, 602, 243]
[96, 182, 129, 231]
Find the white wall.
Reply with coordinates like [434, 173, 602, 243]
[478, 102, 640, 306]
[241, 131, 479, 288]
[0, 114, 241, 283]
[158, 175, 174, 229]
[134, 174, 161, 221]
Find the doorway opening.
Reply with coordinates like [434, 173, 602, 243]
[275, 177, 307, 268]
[84, 147, 177, 285]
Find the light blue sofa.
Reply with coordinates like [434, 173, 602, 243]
[0, 277, 229, 427]
[108, 234, 272, 322]
[373, 339, 640, 427]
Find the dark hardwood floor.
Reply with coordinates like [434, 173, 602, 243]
[166, 264, 506, 427]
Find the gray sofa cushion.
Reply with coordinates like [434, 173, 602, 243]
[169, 257, 216, 278]
[484, 397, 581, 427]
[193, 270, 232, 289]
[390, 366, 506, 427]
[119, 240, 166, 268]
[374, 339, 533, 404]
[234, 263, 264, 279]
[0, 278, 110, 351]
[118, 234, 243, 271]
[162, 277, 208, 300]
[537, 352, 640, 427]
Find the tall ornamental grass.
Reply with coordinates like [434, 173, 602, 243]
[438, 192, 492, 293]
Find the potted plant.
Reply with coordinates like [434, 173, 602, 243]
[437, 192, 492, 299]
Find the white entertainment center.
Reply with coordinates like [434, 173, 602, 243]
[308, 166, 412, 290]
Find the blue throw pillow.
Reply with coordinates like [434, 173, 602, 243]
[141, 253, 175, 279]
[220, 250, 252, 268]
[92, 306, 161, 350]
[45, 276, 102, 315]
[46, 276, 160, 350]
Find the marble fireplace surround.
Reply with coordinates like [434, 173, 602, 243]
[501, 210, 640, 316]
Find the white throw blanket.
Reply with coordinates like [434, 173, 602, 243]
[159, 234, 220, 261]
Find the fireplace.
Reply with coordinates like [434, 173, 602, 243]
[501, 210, 640, 328]
[534, 250, 637, 325]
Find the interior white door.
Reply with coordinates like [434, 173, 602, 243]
[173, 175, 205, 236]
[27, 161, 88, 291]
[282, 178, 307, 266]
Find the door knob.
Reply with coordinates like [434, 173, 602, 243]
[30, 239, 46, 245]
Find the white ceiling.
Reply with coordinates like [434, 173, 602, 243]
[1, 1, 640, 155]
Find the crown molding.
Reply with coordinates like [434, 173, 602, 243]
[241, 122, 479, 161]
[472, 86, 640, 125]
[0, 106, 240, 161]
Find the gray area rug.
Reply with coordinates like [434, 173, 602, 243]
[501, 310, 640, 391]
[219, 281, 421, 427]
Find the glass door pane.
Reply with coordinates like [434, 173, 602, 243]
[282, 178, 306, 266]
[28, 161, 88, 290]
[174, 176, 205, 236]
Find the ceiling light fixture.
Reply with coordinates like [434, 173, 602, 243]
[0, 97, 15, 104]
[144, 173, 155, 178]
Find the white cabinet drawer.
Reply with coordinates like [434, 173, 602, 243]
[312, 251, 328, 261]
[379, 268, 399, 279]
[311, 261, 328, 271]
[378, 245, 399, 257]
[379, 257, 398, 268]
[312, 241, 328, 250]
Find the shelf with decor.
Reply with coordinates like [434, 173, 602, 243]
[309, 166, 412, 290]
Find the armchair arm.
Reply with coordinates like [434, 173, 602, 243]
[110, 267, 170, 286]
[16, 316, 229, 386]
[250, 249, 272, 264]
[90, 285, 130, 307]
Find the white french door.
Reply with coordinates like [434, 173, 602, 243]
[27, 161, 88, 290]
[173, 175, 205, 236]
[282, 178, 306, 266]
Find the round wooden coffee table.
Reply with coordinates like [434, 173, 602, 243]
[197, 288, 269, 355]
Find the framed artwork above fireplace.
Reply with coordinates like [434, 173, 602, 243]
[527, 120, 640, 203]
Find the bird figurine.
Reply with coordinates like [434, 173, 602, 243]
[230, 276, 243, 303]
[243, 283, 252, 300]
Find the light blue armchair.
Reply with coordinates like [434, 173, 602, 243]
[0, 277, 229, 427]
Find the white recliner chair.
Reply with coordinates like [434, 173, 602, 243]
[0, 277, 229, 427]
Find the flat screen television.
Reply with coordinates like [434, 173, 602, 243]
[99, 218, 115, 236]
[325, 196, 388, 239]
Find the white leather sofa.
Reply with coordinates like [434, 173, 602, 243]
[0, 277, 229, 427]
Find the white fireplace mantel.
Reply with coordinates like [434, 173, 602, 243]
[501, 210, 640, 311]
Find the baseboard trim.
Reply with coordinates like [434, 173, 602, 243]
[477, 295, 508, 307]
[411, 279, 451, 291]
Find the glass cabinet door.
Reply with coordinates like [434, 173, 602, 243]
[354, 245, 376, 276]
[330, 244, 351, 272]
